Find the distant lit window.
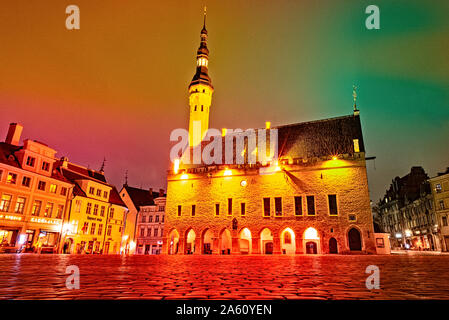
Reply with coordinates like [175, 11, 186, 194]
[49, 184, 57, 194]
[82, 222, 89, 235]
[56, 205, 64, 219]
[353, 139, 360, 153]
[440, 200, 445, 210]
[22, 176, 31, 187]
[0, 194, 13, 212]
[60, 187, 67, 196]
[436, 184, 442, 193]
[26, 156, 35, 167]
[31, 200, 42, 216]
[14, 197, 26, 214]
[443, 216, 448, 227]
[44, 202, 54, 217]
[6, 173, 17, 184]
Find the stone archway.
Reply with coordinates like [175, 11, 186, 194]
[185, 229, 196, 254]
[348, 228, 362, 251]
[280, 228, 296, 254]
[329, 237, 338, 254]
[260, 228, 273, 254]
[202, 229, 214, 254]
[219, 229, 232, 254]
[168, 229, 180, 255]
[239, 228, 252, 254]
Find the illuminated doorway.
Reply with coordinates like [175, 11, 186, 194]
[260, 228, 273, 254]
[185, 229, 196, 254]
[239, 228, 252, 254]
[280, 228, 296, 254]
[303, 227, 320, 254]
[202, 229, 214, 254]
[220, 229, 232, 254]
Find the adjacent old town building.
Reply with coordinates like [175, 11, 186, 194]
[377, 167, 440, 251]
[119, 185, 166, 254]
[429, 167, 449, 251]
[163, 15, 377, 255]
[0, 122, 128, 254]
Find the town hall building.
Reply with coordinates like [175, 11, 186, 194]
[163, 11, 376, 255]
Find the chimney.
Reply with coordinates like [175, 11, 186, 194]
[149, 188, 153, 196]
[5, 123, 23, 146]
[159, 189, 164, 197]
[60, 156, 69, 168]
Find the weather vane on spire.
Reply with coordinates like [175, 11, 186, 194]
[352, 85, 360, 115]
[203, 5, 207, 28]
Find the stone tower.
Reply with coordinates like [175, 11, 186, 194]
[188, 8, 214, 147]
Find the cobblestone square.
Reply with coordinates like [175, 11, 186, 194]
[1, 254, 449, 300]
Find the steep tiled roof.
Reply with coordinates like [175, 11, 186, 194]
[0, 142, 22, 168]
[109, 186, 127, 207]
[67, 163, 107, 182]
[123, 185, 165, 208]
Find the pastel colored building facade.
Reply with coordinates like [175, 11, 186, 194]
[429, 168, 449, 251]
[0, 123, 72, 253]
[162, 16, 376, 255]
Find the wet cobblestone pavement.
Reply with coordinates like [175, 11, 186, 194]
[1, 254, 449, 300]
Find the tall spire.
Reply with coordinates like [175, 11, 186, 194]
[189, 7, 213, 90]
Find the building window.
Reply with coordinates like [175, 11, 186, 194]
[6, 173, 17, 184]
[103, 191, 108, 199]
[443, 216, 448, 227]
[162, 215, 164, 223]
[436, 184, 442, 193]
[263, 198, 270, 217]
[96, 189, 101, 196]
[147, 227, 152, 236]
[90, 223, 96, 235]
[294, 196, 302, 216]
[177, 205, 182, 217]
[107, 225, 112, 236]
[60, 187, 67, 196]
[82, 222, 89, 234]
[99, 206, 105, 217]
[22, 176, 31, 187]
[31, 200, 42, 216]
[56, 205, 64, 219]
[328, 194, 338, 216]
[89, 187, 95, 195]
[215, 203, 220, 216]
[275, 197, 282, 216]
[191, 205, 196, 217]
[141, 215, 146, 223]
[41, 161, 50, 171]
[353, 139, 360, 153]
[98, 224, 103, 236]
[241, 203, 246, 216]
[158, 205, 165, 212]
[44, 202, 54, 217]
[109, 208, 115, 218]
[0, 194, 13, 212]
[228, 198, 232, 216]
[37, 181, 46, 191]
[14, 197, 26, 214]
[49, 184, 57, 194]
[149, 215, 153, 222]
[155, 215, 160, 222]
[306, 196, 315, 216]
[0, 169, 3, 180]
[75, 200, 82, 213]
[93, 204, 99, 216]
[349, 214, 357, 222]
[140, 228, 145, 237]
[26, 156, 35, 167]
[440, 200, 445, 210]
[86, 202, 92, 214]
[154, 228, 158, 237]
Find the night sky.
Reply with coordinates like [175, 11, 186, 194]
[0, 0, 448, 202]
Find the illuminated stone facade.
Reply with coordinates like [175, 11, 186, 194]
[163, 15, 376, 255]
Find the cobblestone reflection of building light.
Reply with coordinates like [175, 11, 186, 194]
[223, 169, 232, 176]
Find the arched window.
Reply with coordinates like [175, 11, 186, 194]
[284, 232, 291, 244]
[201, 105, 204, 111]
[194, 105, 197, 111]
